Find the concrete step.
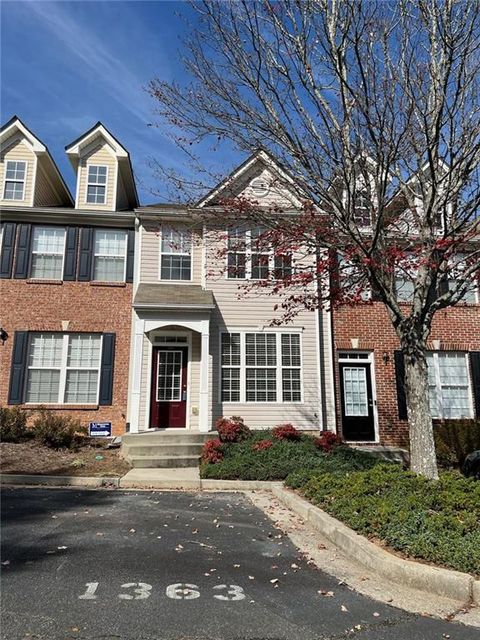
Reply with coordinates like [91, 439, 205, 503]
[129, 455, 201, 469]
[122, 431, 217, 446]
[125, 443, 206, 457]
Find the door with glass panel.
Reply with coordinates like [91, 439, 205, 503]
[150, 347, 188, 428]
[339, 363, 375, 441]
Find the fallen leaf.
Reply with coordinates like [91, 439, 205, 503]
[248, 576, 255, 580]
[270, 578, 279, 584]
[57, 546, 68, 550]
[129, 529, 136, 533]
[341, 605, 348, 612]
[1, 560, 10, 566]
[373, 612, 380, 617]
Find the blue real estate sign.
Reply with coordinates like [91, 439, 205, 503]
[89, 422, 112, 437]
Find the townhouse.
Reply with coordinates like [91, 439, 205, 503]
[0, 117, 137, 435]
[1, 117, 478, 452]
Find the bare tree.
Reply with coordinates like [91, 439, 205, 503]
[148, 0, 480, 479]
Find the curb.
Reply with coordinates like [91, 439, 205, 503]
[0, 474, 120, 488]
[271, 485, 480, 607]
[118, 477, 280, 491]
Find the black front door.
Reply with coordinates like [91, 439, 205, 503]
[339, 362, 376, 441]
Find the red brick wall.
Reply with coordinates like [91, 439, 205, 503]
[0, 279, 132, 436]
[332, 302, 480, 447]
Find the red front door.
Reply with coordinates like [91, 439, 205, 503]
[150, 347, 188, 428]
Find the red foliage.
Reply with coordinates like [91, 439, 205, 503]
[272, 423, 301, 441]
[215, 416, 251, 443]
[201, 438, 224, 464]
[314, 431, 343, 453]
[252, 439, 274, 451]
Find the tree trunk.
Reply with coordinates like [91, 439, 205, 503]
[403, 352, 439, 480]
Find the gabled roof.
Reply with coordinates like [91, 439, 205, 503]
[0, 115, 74, 205]
[196, 148, 304, 208]
[65, 121, 139, 208]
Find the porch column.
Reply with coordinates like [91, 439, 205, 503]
[199, 323, 210, 432]
[127, 317, 145, 433]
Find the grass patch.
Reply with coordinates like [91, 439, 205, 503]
[290, 464, 480, 575]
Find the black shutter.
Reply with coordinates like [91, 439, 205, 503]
[438, 276, 449, 296]
[470, 352, 480, 419]
[78, 227, 93, 281]
[99, 333, 115, 405]
[13, 224, 32, 279]
[394, 350, 408, 420]
[63, 227, 78, 281]
[126, 229, 134, 283]
[0, 222, 16, 279]
[8, 331, 29, 405]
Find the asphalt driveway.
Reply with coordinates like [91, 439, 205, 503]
[0, 487, 476, 640]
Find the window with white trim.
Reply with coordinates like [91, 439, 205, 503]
[86, 165, 107, 204]
[93, 229, 127, 281]
[445, 254, 478, 304]
[221, 332, 302, 403]
[30, 226, 66, 280]
[227, 226, 292, 280]
[4, 160, 26, 200]
[427, 352, 473, 419]
[160, 226, 192, 280]
[25, 333, 102, 404]
[338, 255, 371, 301]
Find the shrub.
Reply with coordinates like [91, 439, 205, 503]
[314, 431, 343, 453]
[31, 409, 86, 449]
[201, 438, 224, 464]
[215, 416, 251, 443]
[298, 464, 480, 575]
[272, 423, 301, 441]
[434, 420, 480, 468]
[0, 406, 30, 443]
[252, 439, 273, 452]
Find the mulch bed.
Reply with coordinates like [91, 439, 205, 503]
[0, 440, 131, 477]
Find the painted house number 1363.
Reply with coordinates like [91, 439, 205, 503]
[79, 582, 246, 601]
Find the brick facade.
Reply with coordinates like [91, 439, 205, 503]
[332, 302, 480, 447]
[0, 278, 132, 436]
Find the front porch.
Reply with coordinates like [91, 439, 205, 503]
[128, 284, 214, 434]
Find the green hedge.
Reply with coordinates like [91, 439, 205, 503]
[290, 464, 480, 575]
[200, 431, 382, 481]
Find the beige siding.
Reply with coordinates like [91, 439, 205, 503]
[77, 142, 117, 211]
[33, 163, 63, 206]
[206, 227, 321, 430]
[116, 171, 129, 211]
[0, 137, 35, 207]
[140, 221, 203, 285]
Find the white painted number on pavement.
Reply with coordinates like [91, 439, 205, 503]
[118, 583, 152, 600]
[79, 582, 99, 600]
[166, 583, 200, 600]
[213, 584, 246, 601]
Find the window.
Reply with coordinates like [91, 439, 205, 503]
[93, 229, 127, 281]
[427, 352, 473, 419]
[86, 165, 107, 204]
[160, 226, 191, 280]
[4, 160, 26, 200]
[395, 276, 415, 302]
[353, 189, 371, 227]
[30, 226, 66, 280]
[227, 226, 292, 280]
[25, 333, 102, 404]
[445, 254, 478, 304]
[338, 255, 371, 301]
[221, 331, 302, 403]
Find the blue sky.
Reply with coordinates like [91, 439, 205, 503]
[1, 1, 241, 204]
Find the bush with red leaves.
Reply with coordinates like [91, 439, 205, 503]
[215, 416, 251, 443]
[252, 439, 274, 452]
[314, 431, 343, 453]
[201, 438, 224, 464]
[272, 424, 301, 441]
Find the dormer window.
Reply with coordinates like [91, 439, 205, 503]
[4, 160, 26, 200]
[86, 165, 107, 204]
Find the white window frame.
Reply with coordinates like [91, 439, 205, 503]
[158, 225, 193, 282]
[225, 226, 292, 281]
[85, 164, 108, 205]
[427, 351, 474, 419]
[25, 333, 103, 405]
[219, 330, 303, 404]
[92, 228, 128, 282]
[3, 160, 27, 201]
[446, 254, 479, 304]
[30, 226, 66, 281]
